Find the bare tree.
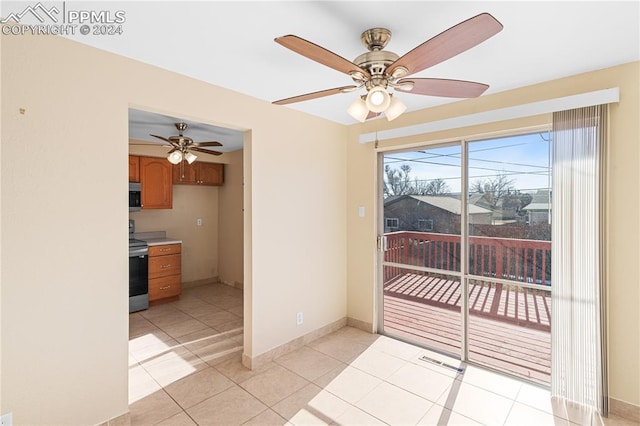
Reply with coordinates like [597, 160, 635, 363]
[470, 173, 515, 207]
[384, 164, 413, 197]
[384, 166, 451, 197]
[423, 178, 450, 195]
[470, 179, 486, 194]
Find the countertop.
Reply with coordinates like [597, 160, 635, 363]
[132, 231, 182, 246]
[144, 237, 182, 246]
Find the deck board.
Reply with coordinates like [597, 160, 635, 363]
[383, 272, 551, 385]
[384, 273, 551, 331]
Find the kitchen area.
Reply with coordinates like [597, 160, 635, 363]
[127, 108, 245, 314]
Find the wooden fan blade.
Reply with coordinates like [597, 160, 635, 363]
[150, 134, 173, 144]
[273, 85, 358, 105]
[190, 147, 223, 156]
[366, 111, 381, 120]
[388, 13, 503, 77]
[129, 142, 170, 146]
[397, 78, 489, 98]
[193, 141, 223, 147]
[275, 35, 370, 78]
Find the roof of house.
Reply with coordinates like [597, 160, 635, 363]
[467, 193, 496, 210]
[523, 203, 552, 211]
[385, 195, 492, 215]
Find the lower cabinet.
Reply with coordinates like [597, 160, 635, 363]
[148, 243, 181, 303]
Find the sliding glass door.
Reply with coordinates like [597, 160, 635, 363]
[380, 143, 464, 354]
[380, 132, 552, 385]
[465, 135, 552, 385]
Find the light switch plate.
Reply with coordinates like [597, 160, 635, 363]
[358, 206, 365, 217]
[1, 412, 13, 426]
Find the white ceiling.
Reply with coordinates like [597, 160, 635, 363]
[5, 1, 638, 135]
[128, 108, 245, 152]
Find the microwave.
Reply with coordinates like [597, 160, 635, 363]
[129, 182, 142, 211]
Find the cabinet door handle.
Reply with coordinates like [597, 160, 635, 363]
[160, 264, 171, 268]
[159, 248, 170, 252]
[159, 285, 171, 290]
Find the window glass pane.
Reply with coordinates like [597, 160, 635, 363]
[466, 132, 552, 385]
[382, 145, 462, 355]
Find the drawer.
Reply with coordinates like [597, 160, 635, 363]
[149, 244, 181, 257]
[148, 274, 181, 301]
[148, 254, 181, 279]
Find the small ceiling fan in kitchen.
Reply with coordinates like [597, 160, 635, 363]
[148, 122, 224, 164]
[272, 13, 503, 122]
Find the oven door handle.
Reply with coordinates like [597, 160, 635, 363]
[129, 248, 148, 257]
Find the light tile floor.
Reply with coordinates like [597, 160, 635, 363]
[130, 283, 638, 426]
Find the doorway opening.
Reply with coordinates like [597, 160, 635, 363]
[127, 107, 247, 406]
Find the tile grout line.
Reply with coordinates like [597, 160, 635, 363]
[502, 397, 517, 425]
[130, 284, 245, 424]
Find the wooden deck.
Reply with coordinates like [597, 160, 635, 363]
[383, 272, 551, 385]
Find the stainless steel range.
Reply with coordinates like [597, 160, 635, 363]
[129, 220, 148, 313]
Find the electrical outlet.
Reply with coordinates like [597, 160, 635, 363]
[196, 218, 202, 226]
[296, 311, 303, 325]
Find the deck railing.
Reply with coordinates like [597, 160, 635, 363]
[384, 231, 552, 286]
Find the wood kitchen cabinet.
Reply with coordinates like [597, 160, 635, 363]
[140, 156, 173, 209]
[148, 243, 181, 303]
[173, 162, 224, 186]
[129, 155, 140, 182]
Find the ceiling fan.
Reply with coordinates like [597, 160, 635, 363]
[149, 122, 224, 164]
[272, 13, 503, 122]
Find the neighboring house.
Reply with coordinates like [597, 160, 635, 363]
[384, 195, 492, 234]
[468, 192, 525, 225]
[523, 189, 552, 225]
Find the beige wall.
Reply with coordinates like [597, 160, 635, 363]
[248, 113, 348, 356]
[0, 28, 3, 414]
[130, 183, 220, 283]
[1, 33, 347, 424]
[346, 62, 640, 408]
[218, 148, 244, 287]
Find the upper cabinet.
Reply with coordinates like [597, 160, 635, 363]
[140, 157, 173, 209]
[173, 162, 224, 186]
[172, 161, 198, 185]
[129, 155, 140, 182]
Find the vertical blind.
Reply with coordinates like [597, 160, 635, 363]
[551, 105, 608, 413]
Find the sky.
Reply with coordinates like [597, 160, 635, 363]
[383, 131, 552, 195]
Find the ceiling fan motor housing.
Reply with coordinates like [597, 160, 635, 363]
[354, 50, 399, 75]
[360, 28, 392, 51]
[353, 28, 404, 90]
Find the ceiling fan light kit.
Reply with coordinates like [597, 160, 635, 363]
[168, 151, 183, 165]
[385, 95, 407, 121]
[184, 151, 197, 164]
[365, 86, 391, 113]
[149, 122, 224, 164]
[347, 96, 369, 122]
[272, 13, 503, 122]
